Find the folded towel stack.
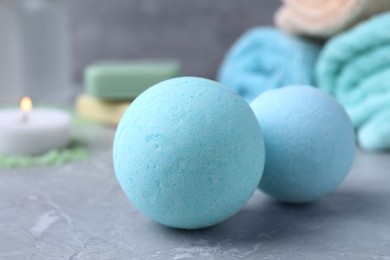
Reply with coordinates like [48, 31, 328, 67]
[316, 13, 390, 150]
[218, 2, 390, 151]
[76, 61, 180, 126]
[276, 0, 390, 38]
[218, 28, 321, 102]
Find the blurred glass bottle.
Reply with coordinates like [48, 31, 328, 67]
[0, 0, 71, 104]
[0, 1, 22, 104]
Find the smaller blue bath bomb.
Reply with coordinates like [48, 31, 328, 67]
[251, 86, 356, 203]
[113, 77, 265, 229]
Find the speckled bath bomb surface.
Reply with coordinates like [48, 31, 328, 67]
[251, 86, 356, 203]
[113, 77, 265, 229]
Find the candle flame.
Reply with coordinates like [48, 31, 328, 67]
[20, 97, 33, 112]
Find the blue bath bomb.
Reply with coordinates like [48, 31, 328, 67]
[251, 86, 356, 203]
[113, 77, 265, 229]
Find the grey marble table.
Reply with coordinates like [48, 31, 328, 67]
[1, 126, 390, 260]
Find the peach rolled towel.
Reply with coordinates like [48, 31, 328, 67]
[275, 0, 390, 38]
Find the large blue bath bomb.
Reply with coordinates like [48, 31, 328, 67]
[113, 77, 265, 229]
[251, 86, 355, 203]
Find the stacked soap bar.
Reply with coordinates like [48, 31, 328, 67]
[76, 60, 180, 126]
[76, 95, 131, 126]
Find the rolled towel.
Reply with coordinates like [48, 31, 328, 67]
[218, 28, 321, 102]
[276, 0, 390, 38]
[316, 13, 390, 151]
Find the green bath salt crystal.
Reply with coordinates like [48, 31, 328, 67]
[85, 60, 181, 100]
[0, 139, 89, 169]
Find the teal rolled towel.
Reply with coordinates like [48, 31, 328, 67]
[218, 28, 321, 102]
[316, 13, 390, 151]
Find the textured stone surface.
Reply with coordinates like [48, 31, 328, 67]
[1, 126, 390, 259]
[69, 0, 280, 83]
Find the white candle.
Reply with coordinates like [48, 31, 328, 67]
[0, 97, 71, 155]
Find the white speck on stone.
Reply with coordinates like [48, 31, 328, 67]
[29, 210, 60, 238]
[172, 253, 195, 260]
[28, 195, 38, 200]
[146, 239, 263, 260]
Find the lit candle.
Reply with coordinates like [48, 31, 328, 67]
[0, 97, 71, 155]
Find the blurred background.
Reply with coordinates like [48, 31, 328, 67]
[0, 0, 280, 104]
[71, 0, 279, 81]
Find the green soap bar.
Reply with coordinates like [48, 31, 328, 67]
[85, 60, 180, 100]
